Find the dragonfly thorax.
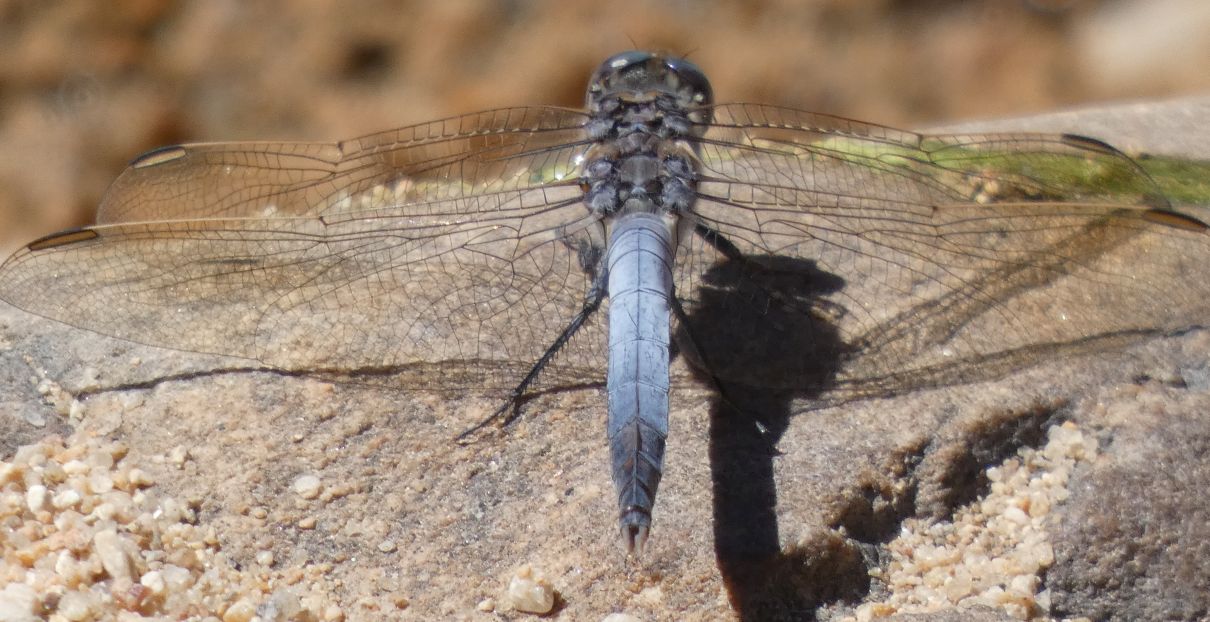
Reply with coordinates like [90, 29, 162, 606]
[580, 52, 710, 219]
[580, 146, 700, 218]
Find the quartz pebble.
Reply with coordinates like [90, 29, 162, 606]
[293, 474, 323, 500]
[168, 445, 190, 468]
[24, 485, 47, 513]
[93, 528, 133, 580]
[0, 583, 39, 622]
[506, 564, 556, 614]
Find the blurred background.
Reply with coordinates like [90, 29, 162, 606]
[1, 0, 1208, 254]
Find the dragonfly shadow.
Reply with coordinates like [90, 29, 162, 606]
[677, 255, 867, 619]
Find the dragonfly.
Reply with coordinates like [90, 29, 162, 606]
[1, 50, 1207, 555]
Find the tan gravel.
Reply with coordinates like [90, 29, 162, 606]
[0, 433, 345, 622]
[847, 422, 1098, 622]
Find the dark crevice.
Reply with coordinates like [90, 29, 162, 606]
[829, 441, 928, 545]
[914, 400, 1070, 521]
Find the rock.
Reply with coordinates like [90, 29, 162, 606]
[1047, 402, 1210, 621]
[0, 583, 39, 622]
[506, 565, 556, 614]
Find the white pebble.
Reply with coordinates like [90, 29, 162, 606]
[140, 570, 166, 595]
[52, 509, 85, 533]
[57, 590, 95, 621]
[88, 470, 114, 494]
[0, 582, 39, 622]
[292, 474, 322, 500]
[35, 379, 55, 396]
[55, 550, 80, 579]
[1009, 573, 1037, 595]
[168, 445, 190, 468]
[127, 468, 154, 487]
[24, 485, 47, 513]
[223, 598, 256, 622]
[506, 565, 555, 614]
[86, 449, 114, 470]
[0, 463, 17, 485]
[159, 564, 193, 591]
[0, 492, 21, 515]
[11, 443, 44, 466]
[51, 488, 82, 509]
[601, 614, 642, 622]
[93, 528, 133, 580]
[259, 589, 302, 621]
[1030, 542, 1055, 567]
[1002, 506, 1030, 526]
[63, 459, 90, 476]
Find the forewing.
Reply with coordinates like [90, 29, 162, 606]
[0, 107, 610, 391]
[677, 104, 1210, 400]
[96, 106, 591, 222]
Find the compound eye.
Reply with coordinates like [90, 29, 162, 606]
[602, 50, 656, 71]
[588, 51, 657, 98]
[664, 57, 713, 106]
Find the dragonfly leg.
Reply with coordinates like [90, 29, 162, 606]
[693, 222, 744, 260]
[456, 263, 609, 441]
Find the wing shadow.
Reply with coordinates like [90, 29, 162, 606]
[677, 255, 868, 620]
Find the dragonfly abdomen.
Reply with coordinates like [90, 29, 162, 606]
[605, 212, 676, 555]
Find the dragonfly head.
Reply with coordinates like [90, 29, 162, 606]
[587, 51, 714, 120]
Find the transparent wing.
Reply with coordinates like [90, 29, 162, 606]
[0, 106, 610, 391]
[96, 106, 592, 222]
[3, 102, 1207, 401]
[676, 104, 1210, 402]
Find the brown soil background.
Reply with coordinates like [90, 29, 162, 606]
[2, 0, 1209, 254]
